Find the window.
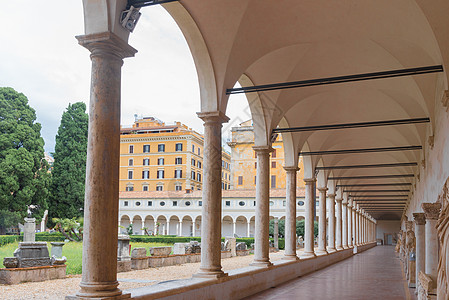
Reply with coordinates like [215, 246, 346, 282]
[269, 201, 274, 206]
[222, 171, 224, 178]
[192, 145, 195, 152]
[191, 159, 195, 166]
[175, 185, 182, 191]
[185, 201, 191, 206]
[222, 182, 224, 189]
[124, 201, 128, 206]
[239, 201, 245, 206]
[238, 176, 243, 185]
[128, 170, 133, 179]
[158, 144, 165, 152]
[175, 169, 182, 178]
[253, 201, 256, 206]
[129, 145, 134, 153]
[272, 161, 276, 168]
[142, 170, 149, 179]
[225, 201, 231, 207]
[143, 144, 150, 153]
[298, 201, 304, 206]
[160, 200, 165, 205]
[271, 175, 276, 188]
[157, 170, 164, 179]
[143, 158, 149, 166]
[158, 158, 164, 165]
[198, 148, 200, 155]
[125, 186, 134, 191]
[272, 149, 276, 158]
[198, 201, 202, 206]
[173, 201, 178, 207]
[254, 176, 257, 185]
[283, 201, 286, 206]
[254, 151, 257, 158]
[197, 173, 201, 182]
[147, 201, 152, 206]
[175, 157, 182, 165]
[128, 159, 133, 166]
[255, 162, 257, 169]
[191, 171, 195, 180]
[143, 185, 148, 191]
[198, 161, 202, 169]
[136, 201, 141, 206]
[175, 143, 183, 151]
[156, 186, 163, 192]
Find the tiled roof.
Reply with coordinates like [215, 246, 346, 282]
[120, 125, 179, 133]
[119, 188, 306, 199]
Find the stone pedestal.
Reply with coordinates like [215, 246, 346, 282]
[226, 237, 237, 257]
[422, 202, 441, 283]
[408, 251, 416, 288]
[117, 235, 131, 273]
[13, 242, 51, 268]
[23, 218, 36, 242]
[51, 242, 65, 258]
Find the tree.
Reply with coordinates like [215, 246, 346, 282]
[0, 87, 49, 233]
[49, 102, 88, 220]
[52, 217, 83, 241]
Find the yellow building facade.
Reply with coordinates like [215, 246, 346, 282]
[120, 117, 231, 192]
[228, 120, 305, 190]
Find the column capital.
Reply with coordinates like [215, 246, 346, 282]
[197, 111, 230, 123]
[342, 201, 348, 206]
[317, 187, 328, 192]
[327, 193, 336, 198]
[76, 32, 137, 60]
[283, 166, 299, 172]
[252, 145, 273, 154]
[335, 198, 343, 203]
[413, 213, 426, 225]
[347, 204, 353, 209]
[422, 202, 442, 220]
[303, 178, 316, 184]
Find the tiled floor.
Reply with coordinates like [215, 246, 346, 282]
[246, 246, 416, 300]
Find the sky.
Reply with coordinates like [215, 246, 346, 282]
[0, 1, 251, 153]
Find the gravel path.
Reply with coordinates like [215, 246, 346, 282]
[0, 250, 294, 299]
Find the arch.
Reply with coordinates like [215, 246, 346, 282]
[279, 117, 298, 168]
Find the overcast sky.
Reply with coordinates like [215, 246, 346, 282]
[0, 1, 250, 153]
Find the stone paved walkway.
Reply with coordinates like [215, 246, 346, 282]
[246, 246, 416, 300]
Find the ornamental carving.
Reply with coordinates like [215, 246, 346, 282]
[406, 230, 416, 252]
[422, 202, 442, 220]
[437, 176, 449, 300]
[406, 221, 414, 232]
[413, 213, 426, 226]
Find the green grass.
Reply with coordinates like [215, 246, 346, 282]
[0, 241, 173, 275]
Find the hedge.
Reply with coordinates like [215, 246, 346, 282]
[0, 235, 19, 247]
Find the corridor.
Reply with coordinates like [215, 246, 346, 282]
[247, 246, 414, 300]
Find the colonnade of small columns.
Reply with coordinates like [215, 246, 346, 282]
[73, 33, 376, 298]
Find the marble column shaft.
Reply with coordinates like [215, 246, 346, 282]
[196, 111, 229, 278]
[251, 146, 273, 267]
[317, 187, 328, 254]
[342, 199, 348, 249]
[422, 202, 442, 282]
[75, 32, 136, 299]
[303, 178, 316, 257]
[327, 193, 336, 252]
[413, 212, 426, 285]
[335, 197, 343, 250]
[283, 167, 299, 260]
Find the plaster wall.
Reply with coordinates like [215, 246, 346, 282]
[376, 220, 400, 241]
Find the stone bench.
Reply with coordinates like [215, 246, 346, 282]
[0, 265, 66, 285]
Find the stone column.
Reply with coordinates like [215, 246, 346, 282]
[327, 193, 336, 252]
[23, 217, 36, 242]
[179, 221, 183, 236]
[302, 178, 316, 258]
[250, 146, 273, 267]
[141, 223, 145, 235]
[317, 188, 328, 254]
[335, 197, 343, 250]
[247, 221, 251, 237]
[342, 199, 348, 249]
[357, 208, 362, 245]
[283, 167, 299, 260]
[413, 213, 425, 288]
[233, 222, 236, 237]
[192, 221, 196, 237]
[74, 32, 136, 299]
[167, 221, 170, 235]
[422, 202, 442, 282]
[352, 204, 357, 246]
[274, 218, 279, 249]
[195, 111, 229, 278]
[348, 200, 353, 247]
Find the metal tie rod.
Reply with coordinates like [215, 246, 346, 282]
[329, 174, 414, 180]
[337, 183, 412, 187]
[300, 145, 421, 156]
[227, 65, 443, 94]
[128, 0, 178, 8]
[273, 118, 429, 134]
[316, 162, 418, 170]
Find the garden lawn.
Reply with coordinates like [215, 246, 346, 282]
[0, 241, 173, 275]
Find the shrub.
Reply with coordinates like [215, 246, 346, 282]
[0, 235, 19, 247]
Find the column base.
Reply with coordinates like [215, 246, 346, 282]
[66, 294, 130, 300]
[300, 251, 316, 259]
[336, 246, 344, 251]
[327, 247, 337, 253]
[250, 260, 273, 268]
[342, 245, 349, 249]
[193, 270, 228, 279]
[282, 255, 299, 261]
[316, 249, 328, 256]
